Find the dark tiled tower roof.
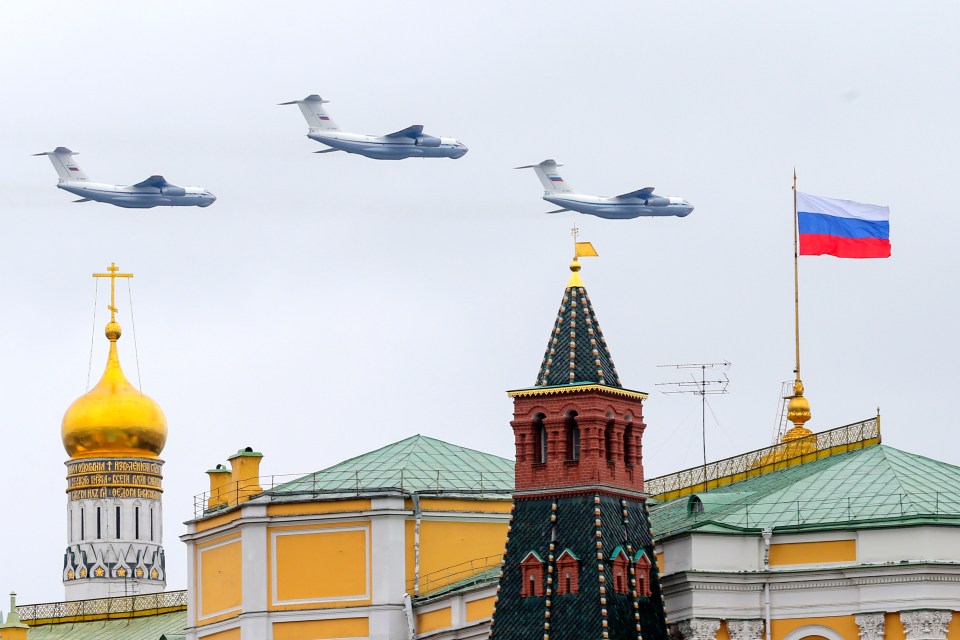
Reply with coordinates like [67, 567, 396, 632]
[493, 254, 669, 640]
[536, 259, 621, 388]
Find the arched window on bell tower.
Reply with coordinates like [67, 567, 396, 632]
[533, 414, 547, 464]
[566, 411, 580, 461]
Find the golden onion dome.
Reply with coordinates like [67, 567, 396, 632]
[61, 320, 167, 459]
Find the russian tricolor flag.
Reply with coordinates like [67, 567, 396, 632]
[797, 192, 891, 258]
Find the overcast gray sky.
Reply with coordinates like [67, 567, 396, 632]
[2, 1, 958, 603]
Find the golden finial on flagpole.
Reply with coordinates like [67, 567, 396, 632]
[784, 169, 812, 440]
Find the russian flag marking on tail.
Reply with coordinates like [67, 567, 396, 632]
[797, 192, 890, 258]
[68, 167, 80, 171]
[549, 176, 564, 182]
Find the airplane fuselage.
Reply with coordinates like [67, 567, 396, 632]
[544, 192, 694, 219]
[57, 181, 217, 208]
[308, 130, 468, 160]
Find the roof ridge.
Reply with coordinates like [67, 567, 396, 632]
[409, 434, 515, 462]
[268, 434, 514, 497]
[875, 445, 907, 498]
[312, 433, 426, 472]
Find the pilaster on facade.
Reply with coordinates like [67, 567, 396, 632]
[900, 610, 951, 640]
[855, 613, 885, 640]
[675, 618, 721, 640]
[240, 504, 268, 615]
[727, 619, 764, 640]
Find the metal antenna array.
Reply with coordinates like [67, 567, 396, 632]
[656, 361, 731, 482]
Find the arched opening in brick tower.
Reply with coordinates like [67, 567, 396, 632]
[533, 414, 547, 464]
[565, 411, 581, 461]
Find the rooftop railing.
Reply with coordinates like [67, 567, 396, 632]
[193, 468, 514, 519]
[653, 490, 960, 538]
[644, 417, 881, 501]
[17, 589, 187, 625]
[409, 554, 502, 597]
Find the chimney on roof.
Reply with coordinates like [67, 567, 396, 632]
[228, 447, 264, 504]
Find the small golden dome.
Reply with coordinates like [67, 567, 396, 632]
[61, 322, 167, 459]
[782, 379, 813, 442]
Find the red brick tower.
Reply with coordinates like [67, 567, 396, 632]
[490, 250, 668, 640]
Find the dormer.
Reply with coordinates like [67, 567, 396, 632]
[556, 549, 580, 595]
[633, 549, 653, 598]
[520, 551, 545, 597]
[610, 546, 631, 594]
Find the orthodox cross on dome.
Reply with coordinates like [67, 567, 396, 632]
[92, 262, 133, 323]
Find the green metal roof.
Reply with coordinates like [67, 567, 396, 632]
[535, 284, 622, 388]
[267, 434, 513, 498]
[25, 611, 185, 640]
[650, 444, 960, 537]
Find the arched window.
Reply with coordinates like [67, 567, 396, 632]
[533, 414, 547, 464]
[526, 573, 538, 596]
[623, 423, 634, 466]
[605, 421, 615, 462]
[566, 412, 580, 461]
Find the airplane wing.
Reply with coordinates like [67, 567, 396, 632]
[615, 187, 656, 199]
[132, 175, 172, 189]
[72, 198, 92, 203]
[384, 125, 424, 138]
[545, 208, 570, 214]
[313, 149, 342, 154]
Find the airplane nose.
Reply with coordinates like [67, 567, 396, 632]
[453, 145, 468, 158]
[200, 192, 216, 207]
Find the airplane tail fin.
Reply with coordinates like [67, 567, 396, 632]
[278, 95, 339, 131]
[33, 147, 88, 181]
[514, 159, 572, 193]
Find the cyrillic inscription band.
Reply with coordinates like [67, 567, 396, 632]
[65, 458, 163, 501]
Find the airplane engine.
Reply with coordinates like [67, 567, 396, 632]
[160, 187, 187, 197]
[644, 197, 670, 207]
[414, 135, 442, 147]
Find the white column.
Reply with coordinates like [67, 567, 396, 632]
[677, 618, 721, 640]
[900, 611, 951, 640]
[728, 619, 765, 640]
[185, 526, 198, 635]
[369, 497, 409, 640]
[240, 504, 270, 639]
[855, 613, 885, 640]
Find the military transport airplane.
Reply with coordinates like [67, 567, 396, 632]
[34, 147, 216, 208]
[515, 159, 693, 219]
[280, 95, 468, 160]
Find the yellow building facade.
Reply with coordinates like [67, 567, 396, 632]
[647, 417, 960, 640]
[181, 436, 512, 640]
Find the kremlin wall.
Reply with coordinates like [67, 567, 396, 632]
[3, 258, 960, 640]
